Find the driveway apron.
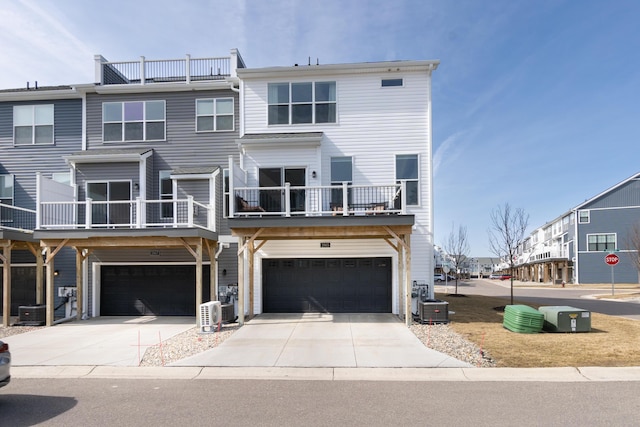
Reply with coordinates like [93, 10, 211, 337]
[173, 313, 471, 368]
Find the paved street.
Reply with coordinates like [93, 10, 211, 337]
[438, 279, 640, 320]
[2, 378, 640, 426]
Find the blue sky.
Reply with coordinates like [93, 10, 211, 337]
[1, 0, 638, 255]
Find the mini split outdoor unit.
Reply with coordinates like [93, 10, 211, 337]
[199, 301, 222, 333]
[418, 300, 449, 324]
[17, 305, 46, 326]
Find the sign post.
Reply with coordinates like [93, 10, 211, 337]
[443, 265, 451, 293]
[604, 253, 619, 295]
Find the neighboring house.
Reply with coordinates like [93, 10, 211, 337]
[1, 50, 439, 328]
[0, 85, 85, 326]
[514, 172, 640, 285]
[231, 59, 439, 325]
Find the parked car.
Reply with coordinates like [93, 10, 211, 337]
[489, 273, 501, 279]
[500, 274, 511, 280]
[0, 340, 10, 388]
[434, 274, 446, 282]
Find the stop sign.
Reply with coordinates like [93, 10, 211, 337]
[605, 253, 620, 266]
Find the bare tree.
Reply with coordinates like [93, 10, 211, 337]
[626, 220, 640, 280]
[488, 203, 529, 305]
[443, 224, 470, 295]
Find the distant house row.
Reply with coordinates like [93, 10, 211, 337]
[511, 173, 640, 285]
[0, 49, 439, 327]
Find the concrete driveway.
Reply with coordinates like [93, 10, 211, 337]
[6, 313, 470, 368]
[173, 313, 470, 368]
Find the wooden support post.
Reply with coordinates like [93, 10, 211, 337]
[398, 238, 404, 320]
[404, 234, 412, 327]
[248, 239, 254, 319]
[237, 237, 245, 326]
[2, 245, 11, 327]
[195, 240, 203, 328]
[36, 249, 44, 305]
[76, 250, 83, 320]
[45, 247, 55, 326]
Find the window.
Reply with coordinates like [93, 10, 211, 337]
[331, 157, 353, 207]
[196, 98, 234, 132]
[223, 168, 229, 217]
[578, 210, 590, 224]
[0, 175, 14, 223]
[0, 175, 14, 206]
[396, 154, 419, 205]
[159, 171, 173, 218]
[587, 234, 616, 252]
[14, 105, 54, 145]
[268, 81, 336, 125]
[52, 173, 71, 185]
[103, 101, 165, 142]
[382, 78, 403, 87]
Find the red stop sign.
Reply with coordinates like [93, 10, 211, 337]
[605, 253, 619, 266]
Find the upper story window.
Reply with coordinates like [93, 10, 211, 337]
[196, 98, 234, 132]
[382, 78, 403, 87]
[103, 100, 165, 142]
[396, 154, 419, 205]
[13, 105, 54, 145]
[578, 210, 590, 224]
[52, 173, 71, 185]
[587, 233, 616, 252]
[268, 81, 336, 125]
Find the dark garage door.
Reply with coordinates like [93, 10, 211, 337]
[101, 265, 210, 316]
[263, 257, 391, 313]
[0, 266, 37, 316]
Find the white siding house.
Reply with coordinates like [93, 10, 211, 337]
[230, 60, 439, 325]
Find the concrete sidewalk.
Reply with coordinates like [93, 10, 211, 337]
[12, 365, 640, 382]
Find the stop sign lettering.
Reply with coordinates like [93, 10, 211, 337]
[605, 253, 619, 266]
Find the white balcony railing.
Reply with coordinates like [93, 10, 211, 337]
[0, 203, 37, 233]
[38, 197, 214, 231]
[232, 182, 407, 217]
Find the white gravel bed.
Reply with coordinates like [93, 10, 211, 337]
[0, 325, 45, 339]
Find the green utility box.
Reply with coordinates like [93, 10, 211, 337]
[538, 306, 591, 333]
[503, 305, 544, 333]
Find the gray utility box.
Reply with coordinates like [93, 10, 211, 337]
[538, 306, 591, 333]
[418, 300, 449, 324]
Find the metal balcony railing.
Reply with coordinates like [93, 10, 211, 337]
[38, 197, 214, 231]
[232, 182, 407, 217]
[0, 203, 36, 233]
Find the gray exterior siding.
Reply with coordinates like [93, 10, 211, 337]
[76, 162, 140, 200]
[582, 177, 640, 209]
[0, 99, 82, 209]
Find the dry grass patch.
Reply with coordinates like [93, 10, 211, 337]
[439, 293, 640, 367]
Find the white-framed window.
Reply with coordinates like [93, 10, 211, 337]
[196, 98, 234, 132]
[330, 156, 353, 207]
[396, 154, 419, 205]
[587, 233, 616, 252]
[159, 171, 173, 219]
[0, 175, 14, 206]
[13, 104, 54, 145]
[223, 168, 229, 217]
[0, 175, 14, 223]
[103, 100, 165, 142]
[268, 81, 336, 125]
[578, 210, 590, 224]
[382, 78, 403, 87]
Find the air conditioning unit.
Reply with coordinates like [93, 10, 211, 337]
[221, 303, 236, 323]
[418, 300, 449, 324]
[199, 301, 222, 333]
[17, 305, 46, 326]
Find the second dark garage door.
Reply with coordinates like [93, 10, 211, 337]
[101, 265, 211, 316]
[263, 257, 392, 313]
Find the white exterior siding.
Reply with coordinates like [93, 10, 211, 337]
[240, 67, 434, 286]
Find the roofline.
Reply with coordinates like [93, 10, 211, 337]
[0, 87, 84, 102]
[573, 171, 640, 211]
[91, 79, 237, 95]
[65, 149, 153, 165]
[237, 60, 440, 79]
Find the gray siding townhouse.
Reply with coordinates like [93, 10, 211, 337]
[514, 172, 640, 285]
[1, 50, 246, 326]
[0, 86, 84, 326]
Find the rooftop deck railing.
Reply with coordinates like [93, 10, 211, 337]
[232, 182, 407, 217]
[0, 203, 36, 233]
[100, 55, 231, 85]
[38, 197, 214, 231]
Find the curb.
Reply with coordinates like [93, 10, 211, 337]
[11, 366, 640, 382]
